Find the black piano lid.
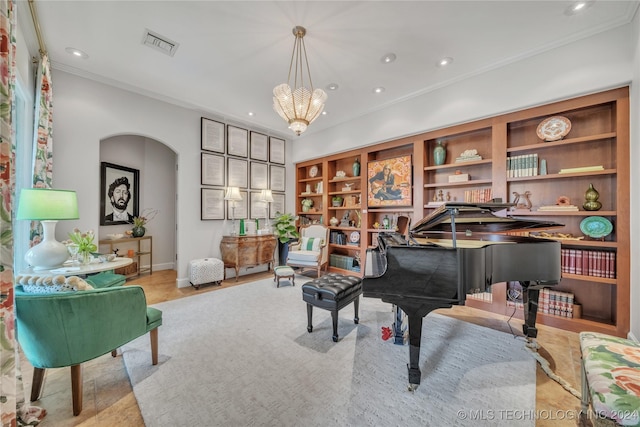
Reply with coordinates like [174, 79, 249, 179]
[410, 202, 563, 235]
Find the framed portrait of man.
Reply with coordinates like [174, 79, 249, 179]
[100, 162, 140, 225]
[367, 155, 412, 207]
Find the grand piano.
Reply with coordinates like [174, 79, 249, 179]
[363, 202, 562, 389]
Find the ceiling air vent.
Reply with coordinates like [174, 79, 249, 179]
[142, 29, 179, 57]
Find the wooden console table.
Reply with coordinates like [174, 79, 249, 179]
[99, 235, 152, 278]
[220, 234, 276, 281]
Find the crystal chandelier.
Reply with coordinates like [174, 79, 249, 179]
[273, 26, 327, 136]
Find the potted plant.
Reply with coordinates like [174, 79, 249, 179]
[301, 198, 314, 212]
[273, 212, 300, 265]
[332, 196, 343, 207]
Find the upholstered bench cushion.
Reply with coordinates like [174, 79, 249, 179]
[302, 273, 362, 307]
[580, 331, 640, 426]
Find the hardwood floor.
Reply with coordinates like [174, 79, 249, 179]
[20, 269, 588, 426]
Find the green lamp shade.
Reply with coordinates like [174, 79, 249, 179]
[16, 188, 79, 220]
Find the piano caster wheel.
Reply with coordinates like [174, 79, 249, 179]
[332, 335, 338, 342]
[307, 326, 313, 333]
[407, 383, 418, 392]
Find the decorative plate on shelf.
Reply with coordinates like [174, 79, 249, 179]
[536, 116, 572, 142]
[580, 216, 613, 239]
[350, 231, 361, 244]
[309, 165, 319, 178]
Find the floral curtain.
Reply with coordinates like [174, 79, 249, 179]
[0, 1, 17, 425]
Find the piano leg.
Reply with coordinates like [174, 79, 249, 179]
[393, 305, 404, 345]
[407, 312, 424, 389]
[521, 282, 540, 339]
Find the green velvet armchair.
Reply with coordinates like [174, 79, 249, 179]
[15, 285, 162, 416]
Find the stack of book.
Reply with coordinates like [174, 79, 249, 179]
[329, 231, 347, 245]
[329, 254, 354, 271]
[537, 205, 579, 212]
[464, 188, 492, 203]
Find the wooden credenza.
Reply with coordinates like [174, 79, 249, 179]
[220, 234, 277, 281]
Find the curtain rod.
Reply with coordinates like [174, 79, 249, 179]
[28, 0, 47, 57]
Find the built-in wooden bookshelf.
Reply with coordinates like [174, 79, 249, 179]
[294, 86, 629, 337]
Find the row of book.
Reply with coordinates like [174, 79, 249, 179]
[329, 231, 347, 245]
[539, 288, 577, 318]
[507, 153, 539, 177]
[463, 188, 493, 203]
[561, 248, 616, 278]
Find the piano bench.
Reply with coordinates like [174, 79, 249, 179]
[301, 273, 362, 342]
[579, 332, 640, 426]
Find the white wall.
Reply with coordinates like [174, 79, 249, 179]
[51, 70, 294, 286]
[294, 22, 638, 339]
[99, 135, 177, 271]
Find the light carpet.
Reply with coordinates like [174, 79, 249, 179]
[123, 277, 535, 426]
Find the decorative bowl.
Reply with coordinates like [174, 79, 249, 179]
[107, 233, 124, 240]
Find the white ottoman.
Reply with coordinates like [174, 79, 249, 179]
[189, 258, 224, 289]
[273, 266, 295, 288]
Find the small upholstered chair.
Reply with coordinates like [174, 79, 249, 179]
[15, 285, 162, 416]
[286, 224, 329, 278]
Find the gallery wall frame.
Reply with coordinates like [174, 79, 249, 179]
[269, 137, 285, 164]
[201, 117, 225, 153]
[367, 155, 413, 208]
[227, 157, 248, 188]
[100, 162, 140, 225]
[270, 192, 285, 219]
[227, 190, 248, 220]
[249, 191, 269, 220]
[250, 131, 269, 162]
[201, 188, 225, 220]
[250, 161, 268, 190]
[269, 165, 286, 192]
[227, 125, 248, 158]
[201, 153, 225, 186]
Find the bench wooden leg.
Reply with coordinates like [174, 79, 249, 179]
[353, 296, 360, 324]
[150, 327, 159, 365]
[331, 309, 339, 342]
[71, 364, 83, 416]
[30, 367, 46, 402]
[580, 359, 589, 415]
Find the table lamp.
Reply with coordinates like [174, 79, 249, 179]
[16, 188, 79, 270]
[224, 187, 243, 235]
[259, 189, 274, 233]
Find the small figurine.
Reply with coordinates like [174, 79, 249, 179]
[512, 191, 532, 210]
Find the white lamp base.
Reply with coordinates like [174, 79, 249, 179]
[24, 220, 69, 270]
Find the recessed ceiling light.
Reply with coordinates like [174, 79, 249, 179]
[381, 53, 396, 64]
[326, 83, 339, 91]
[322, 111, 328, 115]
[564, 1, 594, 15]
[373, 87, 385, 94]
[248, 112, 254, 117]
[65, 47, 88, 59]
[436, 57, 453, 67]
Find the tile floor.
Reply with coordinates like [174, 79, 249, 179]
[19, 270, 591, 426]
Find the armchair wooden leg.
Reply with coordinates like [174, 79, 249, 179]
[111, 350, 117, 357]
[150, 328, 159, 365]
[30, 368, 46, 402]
[70, 364, 83, 416]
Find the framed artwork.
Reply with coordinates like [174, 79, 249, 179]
[201, 153, 225, 186]
[269, 137, 285, 164]
[250, 131, 269, 161]
[227, 190, 248, 220]
[201, 117, 225, 153]
[367, 155, 413, 207]
[269, 165, 285, 192]
[100, 162, 140, 225]
[201, 188, 225, 220]
[227, 125, 248, 157]
[249, 191, 269, 220]
[270, 193, 285, 218]
[227, 158, 248, 188]
[250, 161, 268, 190]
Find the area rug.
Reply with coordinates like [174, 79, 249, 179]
[122, 277, 536, 426]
